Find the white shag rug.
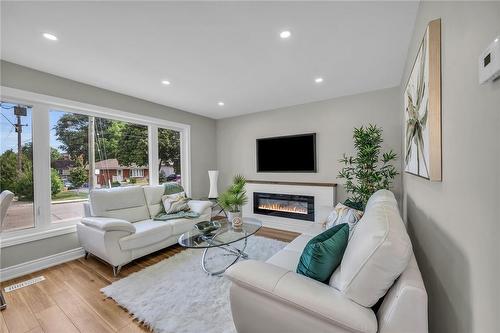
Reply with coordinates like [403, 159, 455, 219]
[101, 236, 287, 333]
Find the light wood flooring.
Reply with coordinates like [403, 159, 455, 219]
[0, 227, 298, 333]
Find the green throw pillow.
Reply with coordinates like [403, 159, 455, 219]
[296, 223, 349, 283]
[163, 182, 184, 195]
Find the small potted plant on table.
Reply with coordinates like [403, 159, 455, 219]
[218, 175, 248, 227]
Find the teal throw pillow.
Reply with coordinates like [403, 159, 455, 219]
[163, 182, 184, 195]
[296, 223, 349, 283]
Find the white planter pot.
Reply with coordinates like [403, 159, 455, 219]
[228, 211, 242, 227]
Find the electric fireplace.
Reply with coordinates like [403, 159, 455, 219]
[253, 192, 314, 221]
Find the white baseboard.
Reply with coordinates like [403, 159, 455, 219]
[0, 247, 85, 282]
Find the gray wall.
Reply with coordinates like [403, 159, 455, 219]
[216, 87, 403, 204]
[401, 2, 500, 333]
[1, 60, 217, 268]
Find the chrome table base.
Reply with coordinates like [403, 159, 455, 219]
[201, 237, 248, 276]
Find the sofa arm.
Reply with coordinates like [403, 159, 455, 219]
[81, 217, 136, 233]
[188, 200, 213, 215]
[225, 260, 377, 333]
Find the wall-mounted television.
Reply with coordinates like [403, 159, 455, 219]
[256, 133, 316, 172]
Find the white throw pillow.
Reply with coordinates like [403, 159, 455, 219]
[161, 192, 189, 214]
[325, 202, 363, 239]
[329, 190, 412, 307]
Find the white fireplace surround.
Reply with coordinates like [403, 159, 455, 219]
[243, 180, 337, 233]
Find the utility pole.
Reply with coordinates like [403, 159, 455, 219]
[13, 106, 27, 173]
[88, 116, 96, 190]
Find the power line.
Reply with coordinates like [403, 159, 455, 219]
[1, 112, 15, 127]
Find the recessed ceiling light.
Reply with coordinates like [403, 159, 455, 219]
[495, 38, 499, 43]
[43, 33, 58, 41]
[280, 30, 291, 39]
[315, 77, 324, 83]
[161, 80, 171, 85]
[218, 101, 225, 106]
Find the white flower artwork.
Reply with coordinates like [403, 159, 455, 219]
[404, 19, 442, 181]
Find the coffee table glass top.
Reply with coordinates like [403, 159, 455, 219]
[178, 218, 262, 249]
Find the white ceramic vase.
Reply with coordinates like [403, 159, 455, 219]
[208, 170, 219, 199]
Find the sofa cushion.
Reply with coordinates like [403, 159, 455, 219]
[284, 234, 314, 252]
[119, 219, 173, 250]
[266, 249, 302, 271]
[81, 217, 136, 233]
[187, 200, 213, 215]
[329, 190, 412, 307]
[364, 189, 398, 211]
[90, 186, 150, 222]
[143, 185, 165, 218]
[301, 223, 327, 237]
[297, 223, 349, 283]
[169, 217, 200, 235]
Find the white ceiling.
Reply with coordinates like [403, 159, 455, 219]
[1, 1, 418, 119]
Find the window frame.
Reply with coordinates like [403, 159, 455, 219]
[130, 168, 144, 178]
[0, 86, 191, 247]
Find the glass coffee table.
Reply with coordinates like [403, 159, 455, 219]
[178, 218, 262, 276]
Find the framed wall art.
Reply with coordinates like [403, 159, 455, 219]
[404, 18, 442, 181]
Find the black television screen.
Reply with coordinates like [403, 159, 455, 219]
[257, 133, 316, 172]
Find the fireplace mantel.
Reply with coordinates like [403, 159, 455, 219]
[246, 180, 337, 187]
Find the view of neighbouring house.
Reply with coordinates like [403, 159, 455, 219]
[95, 158, 149, 186]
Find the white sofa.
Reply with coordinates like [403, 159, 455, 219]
[225, 190, 428, 333]
[77, 185, 211, 275]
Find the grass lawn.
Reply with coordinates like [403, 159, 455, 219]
[52, 191, 89, 202]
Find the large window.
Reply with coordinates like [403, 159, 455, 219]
[48, 111, 152, 223]
[158, 127, 181, 184]
[0, 103, 34, 232]
[0, 88, 190, 243]
[50, 110, 89, 223]
[94, 117, 149, 187]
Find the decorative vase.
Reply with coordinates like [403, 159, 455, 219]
[228, 211, 242, 228]
[208, 170, 219, 199]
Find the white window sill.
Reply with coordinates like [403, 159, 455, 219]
[0, 223, 78, 248]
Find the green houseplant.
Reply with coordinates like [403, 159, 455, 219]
[337, 124, 399, 211]
[218, 175, 248, 225]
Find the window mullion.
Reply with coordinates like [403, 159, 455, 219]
[32, 104, 51, 229]
[181, 127, 191, 197]
[148, 125, 159, 185]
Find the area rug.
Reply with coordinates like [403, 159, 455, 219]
[101, 236, 287, 333]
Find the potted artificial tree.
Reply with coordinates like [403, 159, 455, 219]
[337, 124, 399, 211]
[218, 175, 248, 227]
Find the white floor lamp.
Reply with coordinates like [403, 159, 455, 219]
[208, 170, 219, 199]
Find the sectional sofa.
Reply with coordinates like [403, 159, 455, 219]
[226, 190, 428, 333]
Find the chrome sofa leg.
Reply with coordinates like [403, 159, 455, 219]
[0, 291, 6, 310]
[112, 265, 122, 277]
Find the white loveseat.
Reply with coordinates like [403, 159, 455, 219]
[77, 185, 211, 275]
[225, 190, 428, 333]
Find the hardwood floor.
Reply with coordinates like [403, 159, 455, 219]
[0, 227, 298, 333]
